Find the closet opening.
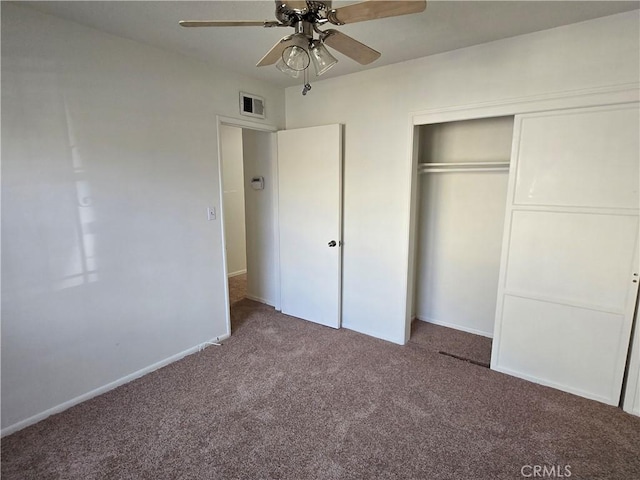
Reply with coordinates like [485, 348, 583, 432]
[408, 115, 514, 365]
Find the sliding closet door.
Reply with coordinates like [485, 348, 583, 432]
[491, 103, 640, 405]
[623, 321, 640, 416]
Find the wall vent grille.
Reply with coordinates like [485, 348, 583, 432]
[240, 92, 265, 119]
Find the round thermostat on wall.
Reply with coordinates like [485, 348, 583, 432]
[251, 176, 264, 190]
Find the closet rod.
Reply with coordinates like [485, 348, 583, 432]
[419, 161, 510, 168]
[418, 161, 510, 174]
[419, 166, 509, 174]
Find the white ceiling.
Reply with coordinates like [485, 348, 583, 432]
[21, 1, 640, 87]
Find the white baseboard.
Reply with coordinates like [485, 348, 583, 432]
[341, 321, 405, 345]
[416, 316, 493, 339]
[245, 293, 274, 307]
[1, 334, 231, 438]
[227, 269, 247, 278]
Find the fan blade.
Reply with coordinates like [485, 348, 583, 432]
[257, 36, 294, 67]
[329, 0, 426, 25]
[323, 30, 380, 65]
[179, 20, 275, 27]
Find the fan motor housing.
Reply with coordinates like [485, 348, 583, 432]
[276, 1, 332, 23]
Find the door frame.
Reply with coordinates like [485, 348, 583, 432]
[216, 115, 279, 338]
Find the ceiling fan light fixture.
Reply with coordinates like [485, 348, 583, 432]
[280, 34, 311, 72]
[276, 57, 302, 78]
[179, 0, 429, 93]
[309, 40, 338, 76]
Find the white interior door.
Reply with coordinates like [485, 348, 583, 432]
[277, 124, 343, 328]
[491, 103, 640, 406]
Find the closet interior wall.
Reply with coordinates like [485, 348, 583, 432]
[414, 116, 514, 338]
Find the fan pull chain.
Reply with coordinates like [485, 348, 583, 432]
[302, 67, 312, 96]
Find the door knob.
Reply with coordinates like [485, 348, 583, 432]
[328, 240, 337, 247]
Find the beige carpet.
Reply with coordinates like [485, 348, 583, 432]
[228, 273, 247, 305]
[410, 320, 492, 367]
[2, 299, 640, 479]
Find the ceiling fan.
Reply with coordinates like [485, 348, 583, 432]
[180, 1, 427, 94]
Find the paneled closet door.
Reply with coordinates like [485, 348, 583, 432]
[491, 103, 640, 406]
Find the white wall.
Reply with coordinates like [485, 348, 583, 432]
[284, 11, 640, 344]
[1, 3, 284, 433]
[418, 117, 514, 164]
[220, 125, 247, 276]
[242, 130, 278, 306]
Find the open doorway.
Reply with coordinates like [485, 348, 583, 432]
[218, 118, 344, 334]
[219, 124, 249, 305]
[216, 116, 280, 335]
